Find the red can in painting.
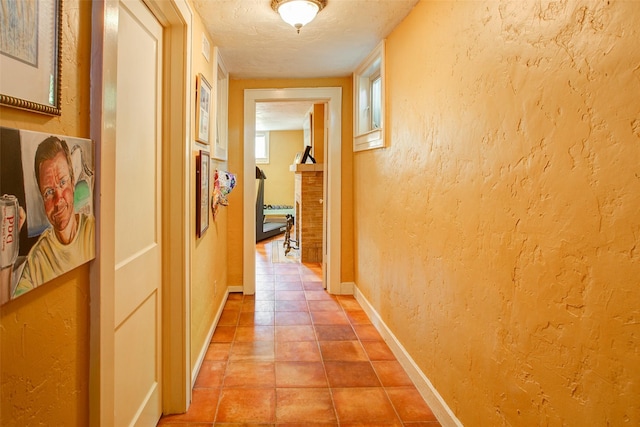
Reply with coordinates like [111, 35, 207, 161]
[0, 194, 19, 270]
[1, 195, 20, 304]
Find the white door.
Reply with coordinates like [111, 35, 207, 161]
[114, 0, 163, 425]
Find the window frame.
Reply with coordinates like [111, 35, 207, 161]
[353, 40, 385, 152]
[255, 131, 270, 164]
[213, 47, 228, 160]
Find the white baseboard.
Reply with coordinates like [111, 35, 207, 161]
[353, 286, 463, 427]
[339, 281, 355, 295]
[228, 285, 243, 293]
[191, 289, 231, 384]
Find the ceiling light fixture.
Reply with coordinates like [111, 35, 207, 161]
[271, 0, 327, 33]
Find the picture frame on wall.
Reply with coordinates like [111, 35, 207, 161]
[195, 73, 211, 144]
[196, 150, 210, 237]
[0, 126, 95, 305]
[0, 0, 62, 115]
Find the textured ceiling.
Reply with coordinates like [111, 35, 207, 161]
[192, 0, 419, 79]
[256, 101, 315, 131]
[192, 0, 419, 130]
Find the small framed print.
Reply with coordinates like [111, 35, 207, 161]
[196, 73, 211, 144]
[196, 150, 210, 237]
[201, 33, 210, 62]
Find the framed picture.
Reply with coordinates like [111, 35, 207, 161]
[0, 0, 62, 115]
[201, 33, 210, 63]
[0, 126, 95, 305]
[196, 73, 211, 144]
[196, 150, 210, 237]
[213, 47, 229, 160]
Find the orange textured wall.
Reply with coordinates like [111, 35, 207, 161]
[261, 130, 303, 206]
[190, 11, 228, 370]
[0, 1, 92, 425]
[312, 103, 325, 164]
[227, 78, 353, 288]
[353, 1, 639, 425]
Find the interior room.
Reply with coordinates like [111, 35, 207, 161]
[0, 1, 638, 426]
[254, 100, 315, 244]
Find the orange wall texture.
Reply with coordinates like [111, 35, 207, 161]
[0, 1, 92, 425]
[190, 9, 229, 373]
[260, 130, 303, 206]
[353, 1, 639, 425]
[227, 78, 354, 288]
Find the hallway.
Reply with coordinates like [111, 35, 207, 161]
[158, 237, 440, 426]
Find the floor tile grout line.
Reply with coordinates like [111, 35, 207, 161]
[198, 238, 430, 426]
[212, 294, 241, 424]
[300, 263, 342, 427]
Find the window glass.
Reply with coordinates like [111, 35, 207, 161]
[256, 132, 269, 164]
[371, 75, 381, 130]
[353, 40, 384, 151]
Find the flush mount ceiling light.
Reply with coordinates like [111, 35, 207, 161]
[271, 0, 327, 33]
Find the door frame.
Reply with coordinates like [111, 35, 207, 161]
[89, 0, 193, 424]
[243, 88, 342, 295]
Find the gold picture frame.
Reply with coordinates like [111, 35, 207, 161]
[0, 0, 63, 115]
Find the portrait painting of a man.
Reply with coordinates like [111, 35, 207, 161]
[0, 127, 95, 305]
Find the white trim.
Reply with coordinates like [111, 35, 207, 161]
[90, 3, 119, 424]
[191, 288, 230, 384]
[244, 87, 342, 295]
[339, 281, 355, 295]
[353, 285, 464, 427]
[353, 40, 385, 151]
[228, 285, 244, 293]
[90, 0, 192, 423]
[146, 0, 193, 414]
[213, 47, 228, 161]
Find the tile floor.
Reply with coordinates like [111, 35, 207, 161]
[158, 237, 441, 426]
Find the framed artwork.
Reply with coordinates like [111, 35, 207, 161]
[201, 33, 210, 63]
[196, 150, 210, 237]
[0, 127, 95, 305]
[196, 73, 211, 144]
[213, 47, 228, 160]
[0, 0, 62, 115]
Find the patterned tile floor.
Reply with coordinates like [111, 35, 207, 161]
[158, 237, 441, 426]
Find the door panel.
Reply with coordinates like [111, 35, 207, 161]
[114, 294, 160, 426]
[114, 0, 163, 425]
[115, 247, 160, 325]
[115, 1, 159, 266]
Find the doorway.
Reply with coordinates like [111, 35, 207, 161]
[254, 100, 316, 253]
[90, 0, 192, 424]
[243, 88, 342, 296]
